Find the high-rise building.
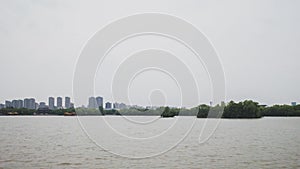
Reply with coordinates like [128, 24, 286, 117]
[24, 98, 35, 109]
[105, 102, 112, 109]
[119, 103, 127, 109]
[96, 96, 103, 108]
[113, 102, 127, 109]
[17, 100, 23, 108]
[48, 97, 55, 110]
[65, 97, 71, 109]
[35, 102, 39, 110]
[5, 100, 12, 108]
[29, 98, 36, 109]
[113, 102, 119, 109]
[11, 99, 23, 108]
[0, 104, 4, 109]
[12, 100, 18, 108]
[291, 102, 297, 106]
[57, 97, 62, 108]
[24, 98, 30, 109]
[88, 97, 97, 109]
[70, 103, 74, 108]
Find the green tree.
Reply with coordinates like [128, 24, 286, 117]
[161, 106, 175, 117]
[197, 104, 210, 118]
[99, 106, 105, 115]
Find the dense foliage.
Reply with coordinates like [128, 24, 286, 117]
[0, 108, 36, 115]
[222, 100, 262, 118]
[0, 107, 75, 116]
[160, 107, 179, 117]
[262, 104, 300, 116]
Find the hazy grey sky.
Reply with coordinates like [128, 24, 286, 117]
[0, 0, 299, 106]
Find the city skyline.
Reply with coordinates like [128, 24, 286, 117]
[0, 96, 131, 109]
[0, 95, 298, 110]
[0, 96, 75, 110]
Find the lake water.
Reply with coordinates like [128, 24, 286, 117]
[0, 116, 299, 168]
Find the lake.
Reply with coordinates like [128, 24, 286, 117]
[0, 116, 299, 168]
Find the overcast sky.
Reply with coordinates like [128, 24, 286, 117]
[0, 0, 299, 106]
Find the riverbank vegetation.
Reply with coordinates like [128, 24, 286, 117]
[0, 100, 299, 118]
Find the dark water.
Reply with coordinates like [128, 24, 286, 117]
[0, 116, 299, 168]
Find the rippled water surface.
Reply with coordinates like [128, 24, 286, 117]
[0, 116, 299, 168]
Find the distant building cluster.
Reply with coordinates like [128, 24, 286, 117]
[0, 97, 74, 110]
[88, 96, 103, 109]
[87, 96, 127, 110]
[0, 95, 144, 111]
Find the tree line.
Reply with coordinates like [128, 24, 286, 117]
[1, 100, 300, 118]
[161, 100, 300, 118]
[0, 107, 75, 116]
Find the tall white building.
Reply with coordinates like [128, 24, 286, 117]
[12, 100, 18, 108]
[96, 96, 103, 107]
[65, 97, 71, 109]
[17, 100, 23, 108]
[24, 98, 30, 109]
[24, 98, 35, 109]
[88, 97, 97, 109]
[48, 97, 55, 110]
[0, 104, 4, 109]
[105, 102, 112, 110]
[57, 97, 62, 108]
[5, 100, 12, 108]
[29, 98, 36, 109]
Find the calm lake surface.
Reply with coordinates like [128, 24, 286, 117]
[0, 116, 299, 168]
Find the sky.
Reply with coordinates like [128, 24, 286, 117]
[0, 0, 299, 106]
